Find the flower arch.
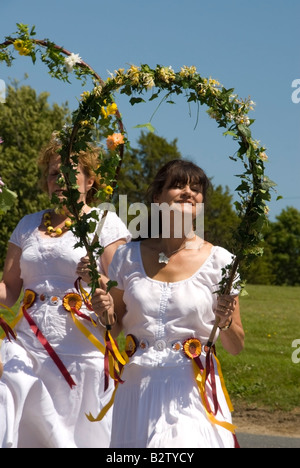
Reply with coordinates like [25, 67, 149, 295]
[0, 24, 276, 346]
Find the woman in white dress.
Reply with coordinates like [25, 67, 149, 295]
[0, 134, 131, 448]
[92, 159, 245, 448]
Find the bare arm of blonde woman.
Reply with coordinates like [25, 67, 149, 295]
[215, 295, 245, 356]
[100, 239, 127, 277]
[0, 242, 23, 308]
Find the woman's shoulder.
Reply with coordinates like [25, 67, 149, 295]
[9, 210, 46, 246]
[13, 210, 45, 232]
[93, 208, 131, 243]
[113, 239, 140, 258]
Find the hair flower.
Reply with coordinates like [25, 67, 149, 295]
[106, 133, 124, 151]
[182, 338, 202, 359]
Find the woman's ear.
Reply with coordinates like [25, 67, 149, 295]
[86, 176, 95, 192]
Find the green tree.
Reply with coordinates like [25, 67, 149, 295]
[115, 131, 182, 204]
[0, 81, 70, 267]
[204, 184, 239, 250]
[245, 207, 300, 285]
[268, 207, 300, 285]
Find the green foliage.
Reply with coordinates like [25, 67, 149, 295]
[0, 81, 70, 267]
[0, 23, 277, 299]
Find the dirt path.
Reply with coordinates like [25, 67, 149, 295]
[233, 403, 300, 438]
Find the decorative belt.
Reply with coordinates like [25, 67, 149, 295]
[124, 336, 209, 355]
[87, 333, 237, 440]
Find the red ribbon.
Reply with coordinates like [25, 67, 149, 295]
[205, 349, 219, 416]
[22, 306, 76, 389]
[0, 317, 16, 342]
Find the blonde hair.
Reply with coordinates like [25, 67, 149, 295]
[38, 132, 102, 205]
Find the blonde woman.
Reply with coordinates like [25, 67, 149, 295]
[0, 133, 131, 448]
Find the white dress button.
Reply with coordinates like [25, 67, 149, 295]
[154, 339, 166, 351]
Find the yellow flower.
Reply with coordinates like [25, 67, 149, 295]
[81, 91, 90, 101]
[104, 185, 114, 195]
[13, 40, 24, 51]
[101, 106, 108, 119]
[179, 65, 197, 78]
[19, 47, 30, 56]
[107, 103, 118, 115]
[158, 66, 176, 83]
[13, 40, 30, 56]
[127, 65, 140, 85]
[106, 133, 124, 151]
[80, 120, 91, 127]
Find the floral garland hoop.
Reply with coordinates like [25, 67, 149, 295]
[0, 24, 276, 345]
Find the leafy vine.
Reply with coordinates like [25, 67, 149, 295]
[0, 24, 276, 340]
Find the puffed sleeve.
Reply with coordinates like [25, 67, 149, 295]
[97, 211, 131, 248]
[9, 212, 40, 249]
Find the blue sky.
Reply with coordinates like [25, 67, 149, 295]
[0, 0, 299, 220]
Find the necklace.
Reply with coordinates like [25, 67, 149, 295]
[158, 237, 203, 264]
[158, 246, 186, 264]
[43, 211, 72, 237]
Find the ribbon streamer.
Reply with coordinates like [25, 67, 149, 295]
[22, 305, 76, 389]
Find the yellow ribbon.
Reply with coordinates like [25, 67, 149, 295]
[86, 350, 129, 422]
[212, 352, 234, 413]
[0, 303, 23, 339]
[69, 309, 105, 355]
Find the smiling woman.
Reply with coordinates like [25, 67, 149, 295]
[90, 158, 244, 448]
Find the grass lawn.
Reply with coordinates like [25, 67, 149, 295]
[1, 284, 299, 411]
[217, 284, 300, 411]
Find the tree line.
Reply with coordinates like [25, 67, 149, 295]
[0, 83, 299, 286]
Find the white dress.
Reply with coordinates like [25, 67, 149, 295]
[0, 209, 131, 448]
[108, 242, 240, 448]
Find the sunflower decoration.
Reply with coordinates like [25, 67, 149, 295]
[23, 289, 37, 309]
[182, 338, 202, 360]
[125, 334, 138, 358]
[63, 293, 82, 313]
